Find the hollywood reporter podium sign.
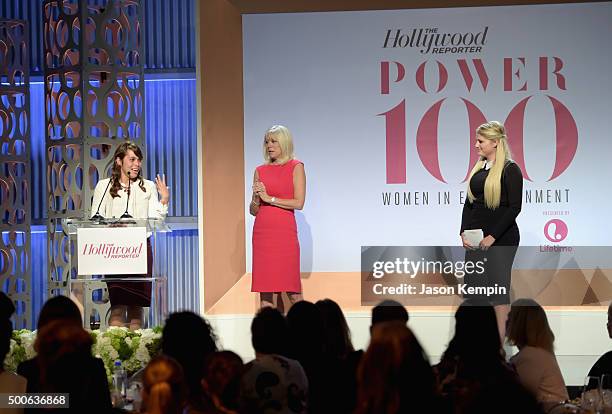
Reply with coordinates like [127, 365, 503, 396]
[63, 218, 169, 329]
[77, 226, 147, 275]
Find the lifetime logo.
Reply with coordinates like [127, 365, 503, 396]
[544, 219, 568, 243]
[81, 242, 144, 259]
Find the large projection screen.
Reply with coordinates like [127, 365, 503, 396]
[241, 2, 612, 307]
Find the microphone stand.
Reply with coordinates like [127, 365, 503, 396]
[91, 178, 112, 222]
[120, 171, 133, 219]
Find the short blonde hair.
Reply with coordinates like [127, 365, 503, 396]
[507, 298, 555, 354]
[262, 125, 294, 164]
[466, 121, 513, 209]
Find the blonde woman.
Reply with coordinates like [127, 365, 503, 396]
[507, 299, 569, 404]
[141, 355, 186, 414]
[250, 125, 306, 311]
[460, 121, 523, 339]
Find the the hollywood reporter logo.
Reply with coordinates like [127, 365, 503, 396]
[379, 54, 578, 184]
[383, 27, 489, 54]
[82, 242, 144, 259]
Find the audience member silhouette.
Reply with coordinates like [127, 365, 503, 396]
[17, 295, 83, 393]
[191, 351, 244, 414]
[587, 301, 612, 378]
[162, 311, 218, 410]
[35, 295, 82, 330]
[316, 298, 361, 413]
[286, 301, 325, 359]
[507, 298, 569, 404]
[0, 292, 27, 414]
[315, 299, 354, 359]
[0, 292, 15, 321]
[16, 295, 111, 413]
[29, 319, 111, 413]
[240, 353, 308, 414]
[142, 355, 186, 414]
[287, 300, 341, 413]
[241, 307, 308, 413]
[435, 298, 542, 414]
[355, 321, 442, 414]
[251, 307, 290, 357]
[370, 299, 409, 333]
[4, 292, 579, 414]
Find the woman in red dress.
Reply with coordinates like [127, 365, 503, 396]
[250, 125, 306, 310]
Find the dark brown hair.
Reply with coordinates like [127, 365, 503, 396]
[34, 320, 93, 392]
[109, 141, 146, 198]
[355, 322, 437, 414]
[202, 351, 243, 412]
[316, 298, 354, 359]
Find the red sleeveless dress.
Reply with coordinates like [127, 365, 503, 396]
[252, 159, 302, 293]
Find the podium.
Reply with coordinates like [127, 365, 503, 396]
[63, 218, 171, 330]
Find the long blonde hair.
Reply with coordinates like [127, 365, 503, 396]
[466, 121, 512, 209]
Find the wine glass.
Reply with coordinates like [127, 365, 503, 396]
[582, 375, 602, 413]
[601, 374, 612, 412]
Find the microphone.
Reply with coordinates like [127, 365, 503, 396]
[120, 171, 133, 219]
[91, 178, 112, 221]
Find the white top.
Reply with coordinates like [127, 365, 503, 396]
[510, 346, 569, 402]
[91, 178, 168, 220]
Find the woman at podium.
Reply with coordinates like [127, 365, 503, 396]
[91, 141, 170, 329]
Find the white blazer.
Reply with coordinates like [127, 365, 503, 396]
[90, 178, 168, 220]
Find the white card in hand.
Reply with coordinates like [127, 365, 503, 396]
[463, 229, 484, 247]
